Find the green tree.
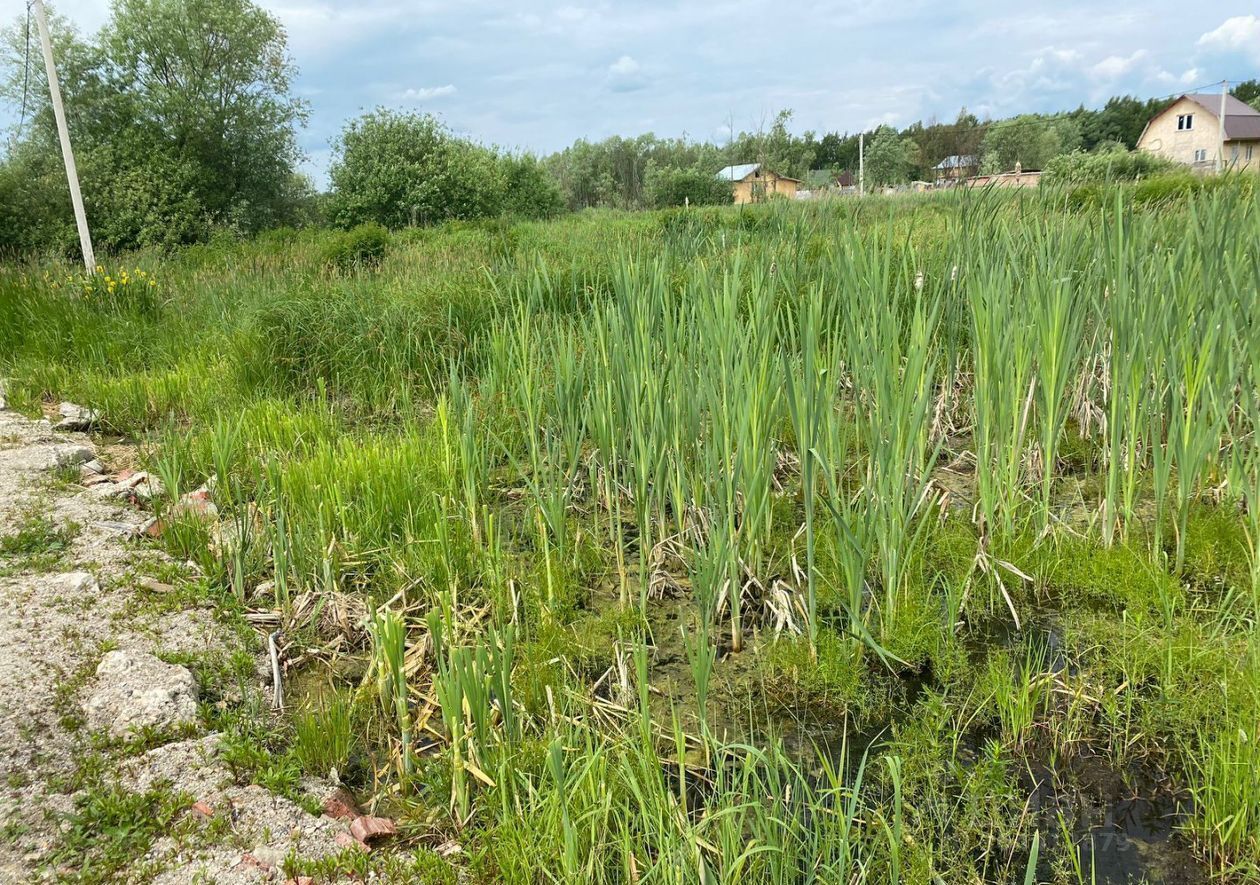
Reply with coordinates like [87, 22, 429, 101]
[0, 0, 307, 251]
[100, 0, 306, 231]
[327, 109, 505, 228]
[759, 109, 815, 179]
[544, 134, 724, 210]
[1234, 79, 1260, 106]
[1074, 96, 1164, 150]
[864, 126, 918, 186]
[500, 154, 565, 219]
[981, 114, 1080, 172]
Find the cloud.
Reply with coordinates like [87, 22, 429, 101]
[264, 2, 420, 54]
[1090, 49, 1147, 80]
[606, 54, 646, 92]
[608, 55, 640, 76]
[1155, 67, 1201, 86]
[1197, 15, 1260, 61]
[400, 84, 457, 101]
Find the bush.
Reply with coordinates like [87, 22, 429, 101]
[327, 110, 506, 229]
[1065, 183, 1106, 211]
[646, 166, 734, 208]
[1044, 147, 1176, 185]
[500, 155, 566, 220]
[318, 223, 391, 273]
[1132, 172, 1205, 206]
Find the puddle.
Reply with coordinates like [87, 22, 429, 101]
[964, 612, 1073, 675]
[1025, 752, 1205, 885]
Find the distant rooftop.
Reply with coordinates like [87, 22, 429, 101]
[716, 163, 761, 181]
[934, 155, 978, 170]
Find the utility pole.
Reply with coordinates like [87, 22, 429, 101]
[1217, 80, 1228, 173]
[858, 132, 865, 197]
[32, 0, 95, 273]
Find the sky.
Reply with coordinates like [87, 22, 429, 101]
[4, 1, 1259, 187]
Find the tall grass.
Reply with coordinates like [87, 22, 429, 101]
[5, 180, 1260, 881]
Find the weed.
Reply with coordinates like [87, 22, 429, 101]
[50, 783, 191, 883]
[292, 692, 356, 778]
[0, 513, 79, 573]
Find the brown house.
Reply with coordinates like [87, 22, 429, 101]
[716, 163, 801, 204]
[1136, 92, 1260, 172]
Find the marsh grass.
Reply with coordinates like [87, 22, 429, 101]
[292, 692, 356, 778]
[5, 180, 1260, 881]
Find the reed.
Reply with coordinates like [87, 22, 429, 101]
[367, 607, 413, 778]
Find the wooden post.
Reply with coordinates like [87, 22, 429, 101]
[32, 0, 95, 273]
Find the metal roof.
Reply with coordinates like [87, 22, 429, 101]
[715, 163, 761, 181]
[934, 154, 978, 169]
[1176, 93, 1260, 141]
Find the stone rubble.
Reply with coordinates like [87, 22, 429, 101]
[0, 398, 358, 881]
[53, 401, 99, 432]
[84, 650, 200, 739]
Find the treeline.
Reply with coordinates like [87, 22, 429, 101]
[3, 0, 1259, 255]
[543, 86, 1260, 206]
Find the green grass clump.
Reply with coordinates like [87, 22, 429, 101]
[0, 513, 79, 573]
[51, 783, 191, 883]
[764, 629, 868, 716]
[1180, 503, 1252, 593]
[1021, 533, 1182, 615]
[319, 222, 390, 273]
[292, 693, 357, 778]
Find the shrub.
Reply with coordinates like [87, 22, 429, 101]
[645, 165, 734, 208]
[1044, 147, 1176, 185]
[1065, 183, 1106, 211]
[500, 155, 566, 220]
[327, 110, 506, 228]
[1132, 172, 1204, 206]
[318, 223, 390, 273]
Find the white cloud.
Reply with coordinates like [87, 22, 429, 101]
[263, 2, 419, 54]
[605, 54, 647, 92]
[1197, 15, 1260, 61]
[400, 84, 457, 101]
[1039, 48, 1082, 67]
[555, 6, 591, 23]
[1090, 49, 1147, 79]
[608, 55, 640, 76]
[1154, 66, 1201, 86]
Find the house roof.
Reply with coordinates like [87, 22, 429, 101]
[716, 163, 761, 181]
[1170, 93, 1260, 140]
[934, 154, 978, 169]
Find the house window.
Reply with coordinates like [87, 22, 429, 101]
[1177, 114, 1194, 131]
[1193, 149, 1208, 162]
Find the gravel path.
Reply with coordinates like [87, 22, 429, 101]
[0, 403, 349, 883]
